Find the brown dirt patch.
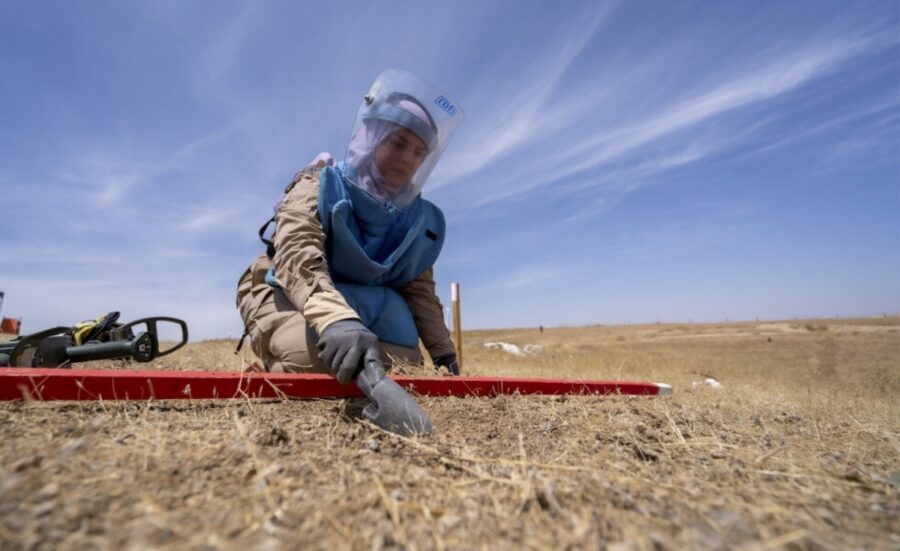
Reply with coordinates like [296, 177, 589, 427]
[2, 317, 898, 550]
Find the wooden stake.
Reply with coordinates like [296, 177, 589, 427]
[451, 282, 463, 371]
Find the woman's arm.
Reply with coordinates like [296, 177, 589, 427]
[400, 267, 456, 360]
[273, 171, 359, 335]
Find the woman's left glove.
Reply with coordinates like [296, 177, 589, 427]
[317, 320, 380, 384]
[433, 353, 460, 376]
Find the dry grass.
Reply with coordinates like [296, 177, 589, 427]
[1, 317, 898, 550]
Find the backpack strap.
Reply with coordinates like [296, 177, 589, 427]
[258, 216, 277, 260]
[259, 171, 312, 260]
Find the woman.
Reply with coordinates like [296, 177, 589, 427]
[236, 70, 463, 383]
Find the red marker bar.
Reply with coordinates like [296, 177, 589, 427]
[0, 368, 672, 402]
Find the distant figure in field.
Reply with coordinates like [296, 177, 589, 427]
[237, 70, 463, 382]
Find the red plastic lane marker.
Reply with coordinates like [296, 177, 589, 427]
[396, 375, 671, 398]
[0, 368, 672, 402]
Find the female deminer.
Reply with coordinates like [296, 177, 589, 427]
[236, 70, 463, 384]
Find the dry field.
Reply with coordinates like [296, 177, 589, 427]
[1, 317, 898, 550]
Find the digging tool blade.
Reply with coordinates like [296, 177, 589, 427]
[355, 358, 433, 436]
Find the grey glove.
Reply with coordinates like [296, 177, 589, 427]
[433, 353, 460, 376]
[317, 320, 380, 384]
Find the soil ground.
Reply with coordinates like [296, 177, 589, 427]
[1, 317, 898, 550]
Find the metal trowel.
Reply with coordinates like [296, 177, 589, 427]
[355, 357, 433, 436]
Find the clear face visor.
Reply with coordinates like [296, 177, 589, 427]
[344, 70, 464, 208]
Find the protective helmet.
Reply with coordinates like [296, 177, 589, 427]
[364, 92, 438, 151]
[345, 69, 464, 208]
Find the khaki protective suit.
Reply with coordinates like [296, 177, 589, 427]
[236, 170, 455, 373]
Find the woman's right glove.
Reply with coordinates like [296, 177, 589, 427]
[433, 353, 460, 376]
[317, 320, 380, 384]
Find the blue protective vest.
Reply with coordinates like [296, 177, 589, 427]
[316, 164, 445, 347]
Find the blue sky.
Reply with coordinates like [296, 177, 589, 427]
[1, 1, 897, 339]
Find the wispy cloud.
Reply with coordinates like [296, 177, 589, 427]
[176, 205, 243, 233]
[59, 150, 159, 207]
[614, 212, 755, 262]
[437, 28, 896, 211]
[478, 264, 567, 293]
[429, 6, 617, 188]
[53, 111, 263, 210]
[739, 93, 899, 160]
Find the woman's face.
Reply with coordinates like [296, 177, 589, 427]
[374, 127, 428, 188]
